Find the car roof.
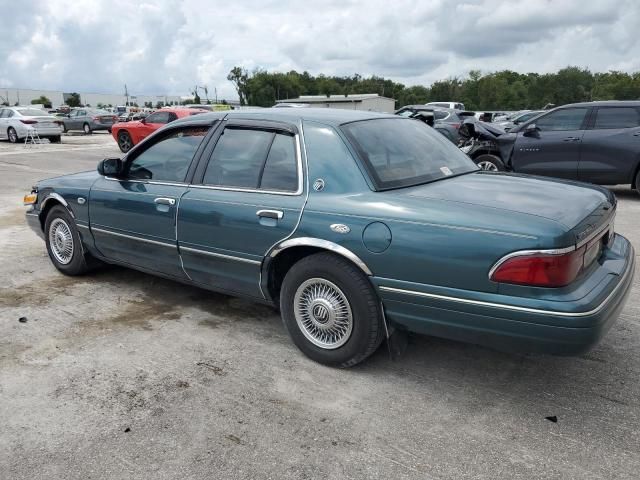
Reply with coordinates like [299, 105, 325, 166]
[170, 107, 393, 128]
[559, 100, 640, 108]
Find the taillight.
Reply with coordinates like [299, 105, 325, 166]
[20, 119, 37, 124]
[490, 246, 586, 287]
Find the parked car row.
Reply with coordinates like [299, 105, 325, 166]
[458, 101, 640, 194]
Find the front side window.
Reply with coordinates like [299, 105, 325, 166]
[203, 128, 299, 191]
[126, 127, 209, 182]
[342, 118, 477, 190]
[434, 111, 449, 120]
[593, 107, 640, 129]
[534, 108, 588, 131]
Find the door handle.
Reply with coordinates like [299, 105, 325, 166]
[256, 209, 283, 220]
[154, 197, 176, 206]
[563, 136, 580, 142]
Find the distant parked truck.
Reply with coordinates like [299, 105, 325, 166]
[425, 101, 466, 110]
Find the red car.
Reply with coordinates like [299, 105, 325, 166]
[111, 108, 207, 152]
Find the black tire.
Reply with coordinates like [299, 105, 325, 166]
[44, 205, 91, 276]
[7, 127, 18, 143]
[473, 154, 505, 172]
[62, 124, 68, 133]
[49, 136, 61, 143]
[117, 131, 133, 153]
[635, 168, 640, 195]
[280, 252, 385, 367]
[83, 123, 92, 135]
[107, 128, 112, 134]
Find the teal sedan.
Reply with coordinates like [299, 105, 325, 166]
[24, 109, 635, 367]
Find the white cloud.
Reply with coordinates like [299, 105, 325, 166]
[0, 0, 638, 101]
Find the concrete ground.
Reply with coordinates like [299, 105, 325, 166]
[0, 133, 639, 480]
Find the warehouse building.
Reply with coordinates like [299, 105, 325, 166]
[275, 94, 395, 113]
[0, 87, 182, 108]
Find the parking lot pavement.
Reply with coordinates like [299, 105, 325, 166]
[0, 137, 639, 480]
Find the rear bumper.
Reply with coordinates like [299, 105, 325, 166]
[376, 234, 635, 355]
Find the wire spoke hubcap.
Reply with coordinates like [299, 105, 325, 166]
[478, 160, 498, 171]
[294, 278, 353, 349]
[48, 218, 74, 265]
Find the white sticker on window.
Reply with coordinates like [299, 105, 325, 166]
[440, 166, 453, 176]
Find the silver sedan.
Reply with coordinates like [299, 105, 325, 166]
[0, 107, 64, 143]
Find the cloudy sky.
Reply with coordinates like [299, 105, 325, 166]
[1, 0, 639, 101]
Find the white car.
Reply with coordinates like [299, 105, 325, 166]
[0, 107, 63, 143]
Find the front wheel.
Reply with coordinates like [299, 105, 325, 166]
[474, 154, 505, 172]
[635, 169, 640, 196]
[83, 123, 92, 135]
[44, 206, 91, 275]
[280, 252, 385, 367]
[49, 136, 61, 143]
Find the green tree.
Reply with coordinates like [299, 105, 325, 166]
[227, 66, 250, 106]
[66, 93, 81, 107]
[31, 95, 52, 108]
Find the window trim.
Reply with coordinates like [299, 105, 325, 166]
[194, 125, 304, 196]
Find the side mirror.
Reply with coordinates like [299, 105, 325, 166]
[523, 123, 538, 136]
[140, 117, 146, 124]
[97, 158, 123, 177]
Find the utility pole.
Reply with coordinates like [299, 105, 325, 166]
[124, 84, 129, 106]
[215, 87, 218, 104]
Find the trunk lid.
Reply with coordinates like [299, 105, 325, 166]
[398, 171, 615, 236]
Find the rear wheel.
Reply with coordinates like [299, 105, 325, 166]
[117, 131, 133, 153]
[83, 123, 92, 135]
[44, 205, 91, 275]
[635, 168, 640, 195]
[280, 252, 385, 367]
[7, 127, 18, 143]
[474, 154, 505, 172]
[49, 136, 61, 143]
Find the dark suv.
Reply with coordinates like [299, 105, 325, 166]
[460, 101, 640, 193]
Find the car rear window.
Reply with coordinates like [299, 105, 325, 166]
[593, 107, 640, 129]
[341, 118, 478, 190]
[15, 108, 49, 116]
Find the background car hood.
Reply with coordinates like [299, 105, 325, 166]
[395, 172, 612, 230]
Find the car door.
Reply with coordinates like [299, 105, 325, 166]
[511, 107, 590, 179]
[579, 106, 640, 185]
[89, 124, 211, 277]
[178, 119, 305, 298]
[136, 111, 177, 143]
[0, 109, 6, 138]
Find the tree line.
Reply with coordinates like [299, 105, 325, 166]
[227, 66, 640, 110]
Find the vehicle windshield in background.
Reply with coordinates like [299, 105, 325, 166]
[342, 118, 478, 190]
[16, 108, 50, 116]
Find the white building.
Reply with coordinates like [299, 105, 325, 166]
[0, 87, 183, 108]
[276, 94, 395, 113]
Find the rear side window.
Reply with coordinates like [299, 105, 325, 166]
[260, 134, 298, 191]
[534, 108, 588, 131]
[126, 127, 209, 182]
[593, 107, 640, 129]
[434, 111, 449, 120]
[202, 128, 299, 192]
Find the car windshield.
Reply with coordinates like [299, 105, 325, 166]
[16, 108, 49, 117]
[341, 118, 478, 190]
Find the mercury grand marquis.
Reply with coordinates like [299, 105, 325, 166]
[24, 109, 635, 367]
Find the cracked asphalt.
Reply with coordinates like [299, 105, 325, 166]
[0, 133, 639, 479]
